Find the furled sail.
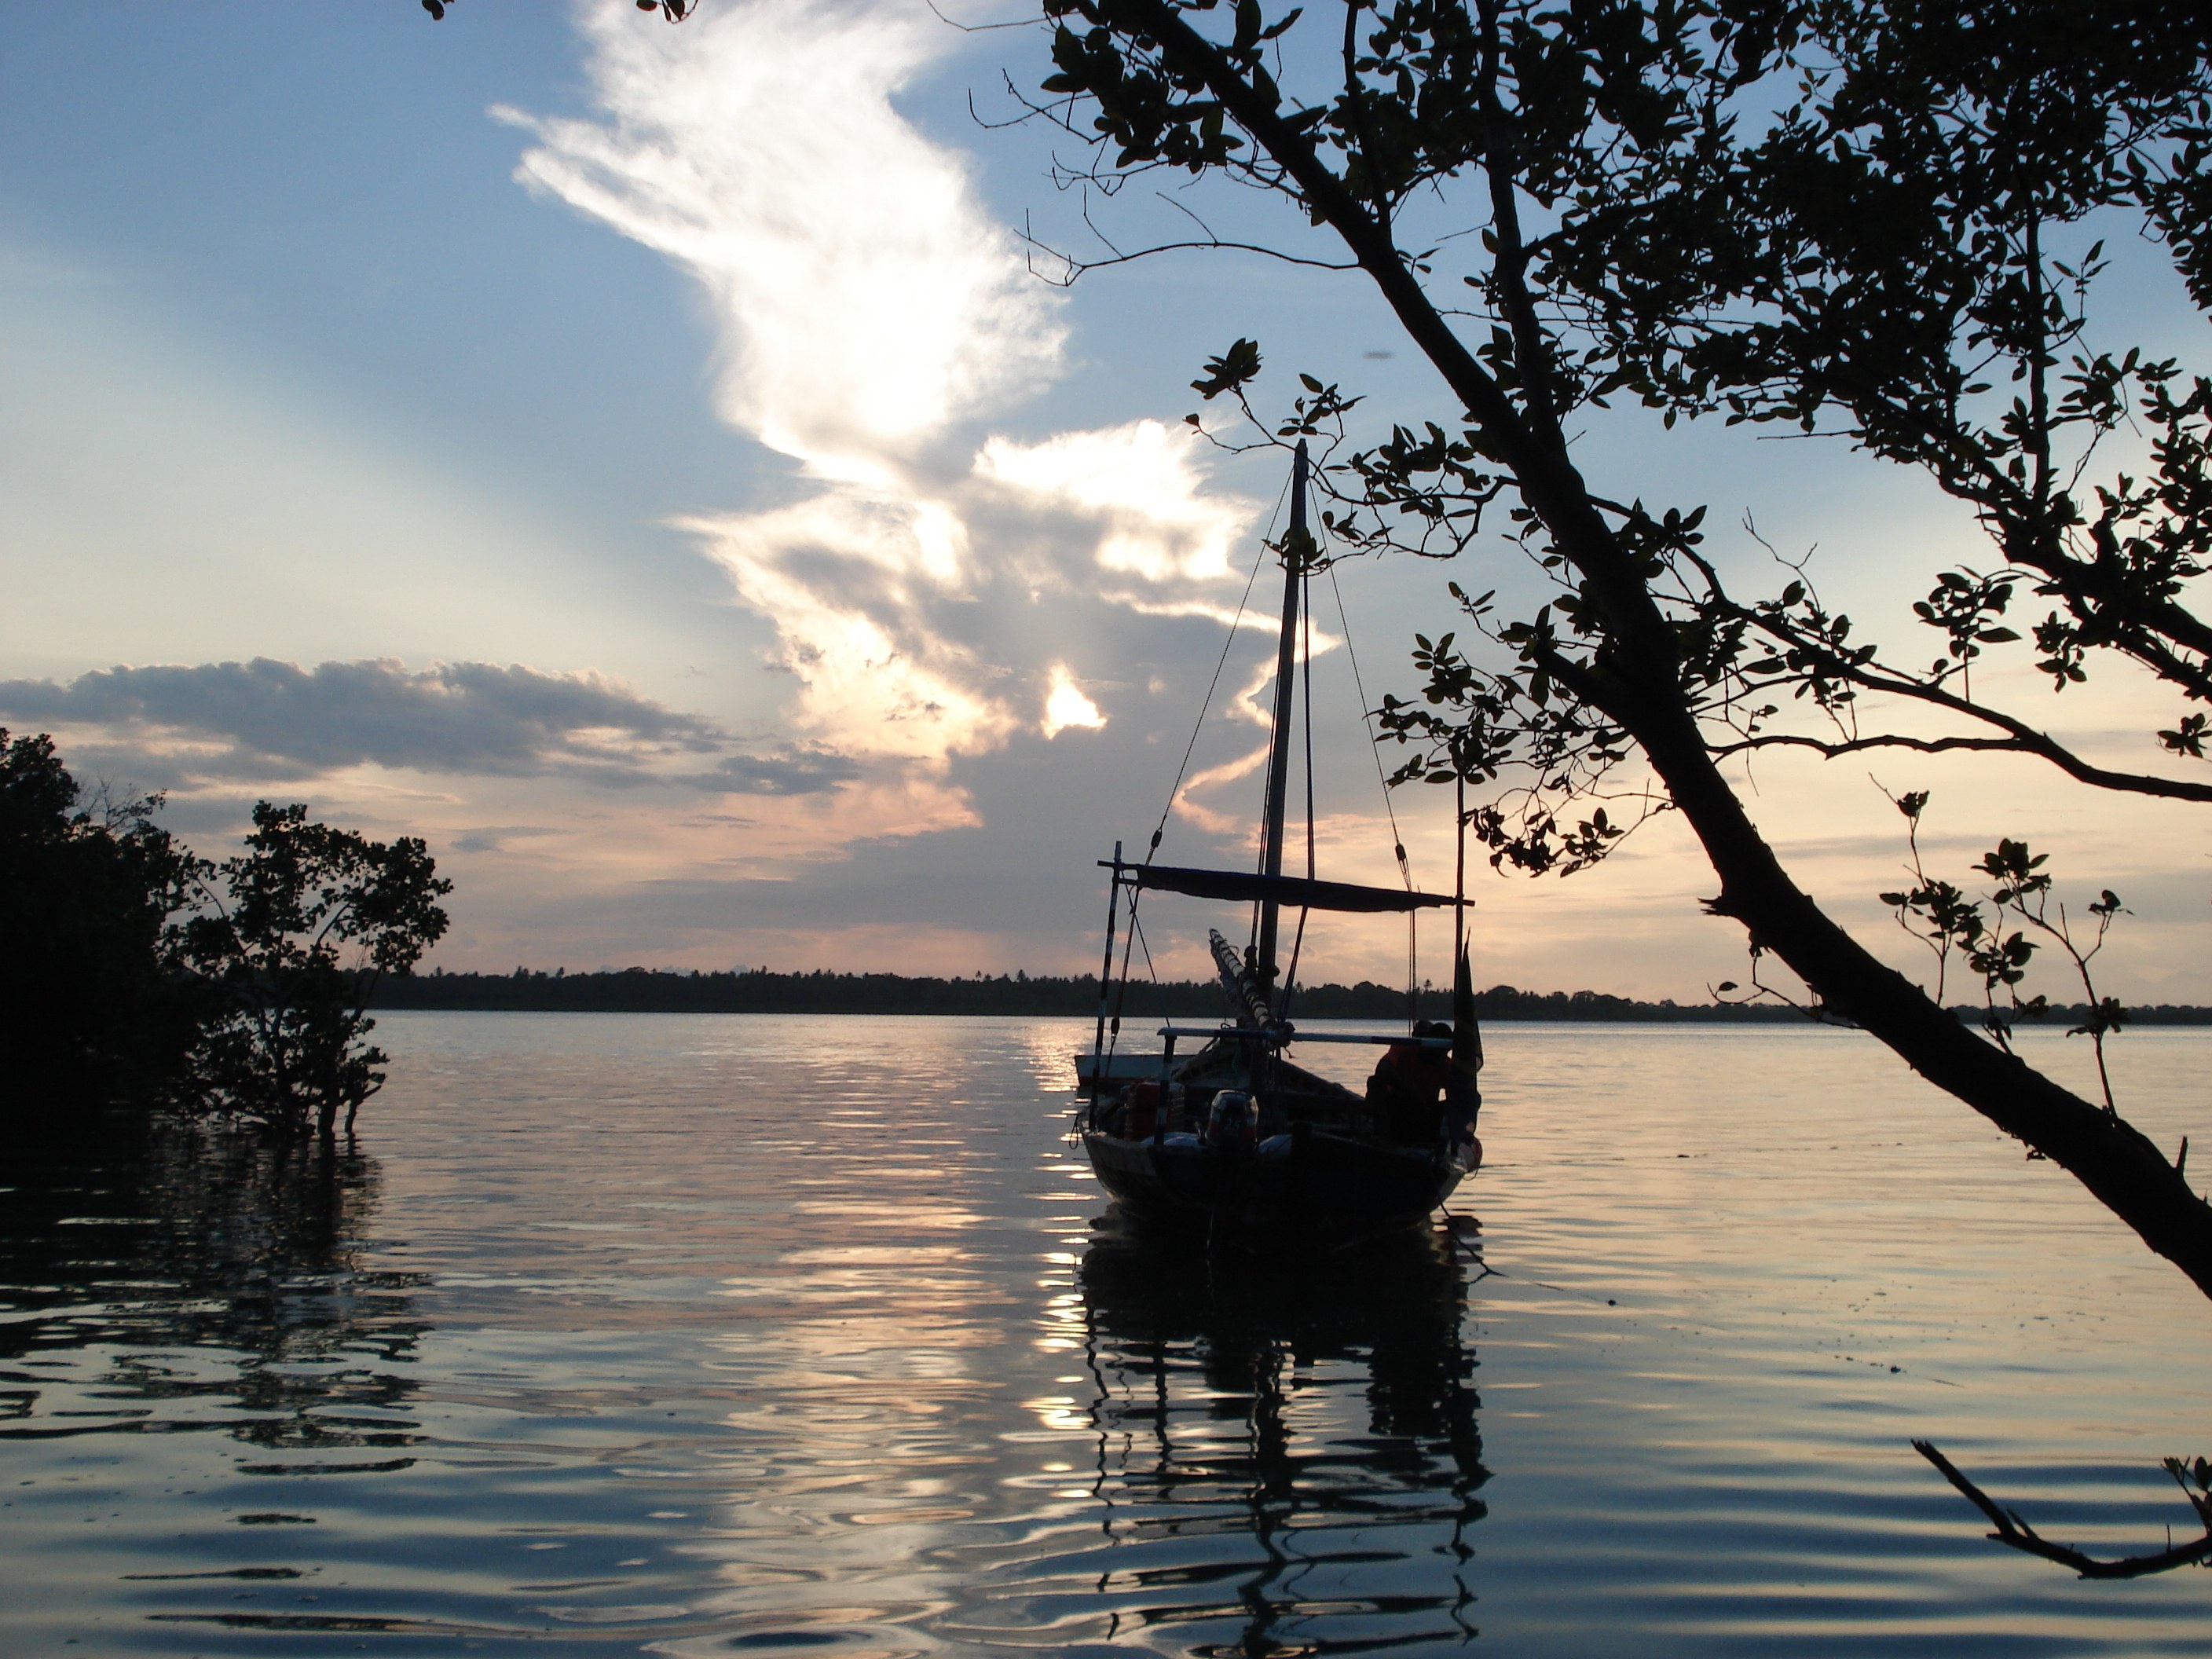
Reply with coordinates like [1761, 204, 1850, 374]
[1104, 862, 1455, 914]
[1209, 928, 1273, 1027]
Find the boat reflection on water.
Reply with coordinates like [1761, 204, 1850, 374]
[0, 1115, 427, 1458]
[1068, 1214, 1489, 1654]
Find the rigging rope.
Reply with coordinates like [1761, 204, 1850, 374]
[1322, 531, 1424, 1027]
[1141, 471, 1289, 870]
[1324, 559, 1413, 892]
[1132, 908, 1159, 985]
[1111, 456, 1444, 1035]
[1103, 886, 1145, 1064]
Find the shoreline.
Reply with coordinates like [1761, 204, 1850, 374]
[372, 969, 2212, 1024]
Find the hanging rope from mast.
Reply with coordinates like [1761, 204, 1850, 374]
[1105, 438, 1451, 1032]
[1141, 474, 1287, 872]
[1324, 561, 1414, 891]
[1320, 499, 1426, 1026]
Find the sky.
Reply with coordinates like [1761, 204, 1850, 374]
[2, 2, 2206, 1002]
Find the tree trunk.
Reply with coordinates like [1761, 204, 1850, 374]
[1623, 671, 2212, 1298]
[1112, 0, 2212, 1299]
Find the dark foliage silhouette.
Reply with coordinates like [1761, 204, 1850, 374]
[171, 802, 452, 1138]
[0, 729, 199, 1112]
[0, 733, 450, 1136]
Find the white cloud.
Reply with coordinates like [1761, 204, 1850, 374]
[977, 420, 1249, 584]
[1170, 742, 1270, 840]
[504, 0, 1061, 482]
[505, 2, 1262, 804]
[677, 495, 1013, 764]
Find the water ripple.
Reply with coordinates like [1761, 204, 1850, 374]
[0, 1015, 2207, 1652]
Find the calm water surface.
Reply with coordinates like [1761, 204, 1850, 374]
[4, 1016, 2210, 1656]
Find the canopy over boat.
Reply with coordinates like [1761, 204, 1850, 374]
[1101, 860, 1456, 915]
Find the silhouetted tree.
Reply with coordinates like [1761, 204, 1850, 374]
[170, 803, 452, 1138]
[0, 730, 199, 1111]
[2, 738, 455, 1136]
[1027, 0, 2212, 1293]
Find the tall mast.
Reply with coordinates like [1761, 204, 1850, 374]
[1254, 441, 1309, 1005]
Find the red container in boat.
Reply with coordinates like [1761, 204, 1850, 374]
[1126, 1079, 1163, 1141]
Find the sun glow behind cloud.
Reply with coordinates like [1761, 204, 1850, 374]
[1041, 666, 1104, 738]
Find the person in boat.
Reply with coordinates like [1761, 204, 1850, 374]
[1366, 1020, 1455, 1145]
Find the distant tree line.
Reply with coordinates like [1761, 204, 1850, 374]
[375, 965, 1804, 1018]
[369, 965, 2212, 1024]
[2, 731, 451, 1137]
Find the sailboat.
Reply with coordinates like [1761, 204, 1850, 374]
[1076, 441, 1485, 1246]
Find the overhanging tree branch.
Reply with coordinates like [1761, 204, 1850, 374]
[1041, 0, 2212, 1299]
[1914, 1440, 2212, 1580]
